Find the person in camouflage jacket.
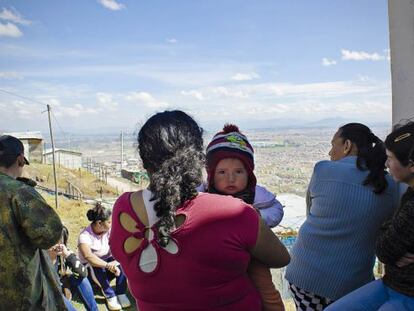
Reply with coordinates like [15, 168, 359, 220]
[0, 135, 66, 311]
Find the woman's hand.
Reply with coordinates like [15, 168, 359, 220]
[79, 243, 112, 269]
[57, 244, 72, 258]
[396, 252, 414, 267]
[106, 261, 119, 273]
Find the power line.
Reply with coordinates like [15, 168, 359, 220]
[0, 88, 46, 108]
[51, 109, 69, 143]
[0, 87, 71, 146]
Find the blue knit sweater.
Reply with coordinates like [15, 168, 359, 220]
[285, 156, 400, 300]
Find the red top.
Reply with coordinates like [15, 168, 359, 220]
[110, 191, 261, 311]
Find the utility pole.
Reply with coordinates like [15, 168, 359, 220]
[120, 131, 124, 173]
[47, 104, 59, 209]
[43, 141, 46, 164]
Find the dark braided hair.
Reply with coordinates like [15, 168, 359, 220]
[138, 110, 204, 247]
[338, 123, 388, 194]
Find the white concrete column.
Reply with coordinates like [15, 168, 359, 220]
[388, 0, 414, 125]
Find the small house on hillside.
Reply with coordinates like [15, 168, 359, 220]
[44, 148, 82, 169]
[2, 131, 43, 163]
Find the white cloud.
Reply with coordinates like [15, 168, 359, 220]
[1, 100, 42, 120]
[176, 78, 391, 124]
[322, 58, 337, 66]
[126, 91, 153, 102]
[45, 98, 61, 107]
[181, 90, 205, 101]
[98, 0, 125, 11]
[58, 104, 98, 117]
[96, 92, 118, 111]
[125, 91, 169, 108]
[0, 71, 23, 79]
[0, 22, 22, 37]
[167, 38, 177, 44]
[231, 72, 260, 81]
[212, 86, 248, 98]
[43, 95, 118, 117]
[0, 8, 31, 25]
[40, 98, 99, 117]
[341, 49, 384, 61]
[201, 80, 380, 101]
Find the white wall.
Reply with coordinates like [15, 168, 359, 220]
[388, 0, 414, 125]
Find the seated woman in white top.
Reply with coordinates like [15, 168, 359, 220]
[78, 203, 130, 311]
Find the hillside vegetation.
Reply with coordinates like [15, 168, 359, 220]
[24, 163, 118, 198]
[24, 163, 118, 248]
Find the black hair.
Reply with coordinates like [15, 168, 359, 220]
[339, 123, 388, 194]
[385, 121, 414, 166]
[86, 202, 112, 223]
[138, 110, 204, 247]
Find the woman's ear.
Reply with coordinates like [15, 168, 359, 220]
[343, 139, 353, 155]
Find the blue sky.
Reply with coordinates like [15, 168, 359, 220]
[0, 0, 392, 132]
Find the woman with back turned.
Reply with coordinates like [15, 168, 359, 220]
[285, 123, 400, 310]
[326, 121, 414, 311]
[109, 110, 290, 310]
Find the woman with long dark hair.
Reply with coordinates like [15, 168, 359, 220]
[109, 110, 290, 310]
[326, 121, 414, 310]
[285, 123, 400, 310]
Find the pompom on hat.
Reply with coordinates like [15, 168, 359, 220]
[206, 124, 257, 202]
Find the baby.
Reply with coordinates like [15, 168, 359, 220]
[203, 124, 285, 311]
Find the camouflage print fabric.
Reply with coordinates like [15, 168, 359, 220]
[0, 172, 67, 311]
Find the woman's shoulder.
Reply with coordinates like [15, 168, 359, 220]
[78, 225, 93, 244]
[313, 158, 350, 170]
[312, 157, 361, 179]
[311, 159, 335, 176]
[194, 192, 256, 214]
[114, 192, 133, 207]
[79, 224, 91, 235]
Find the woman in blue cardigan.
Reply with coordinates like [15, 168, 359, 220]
[325, 121, 414, 311]
[285, 123, 400, 310]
